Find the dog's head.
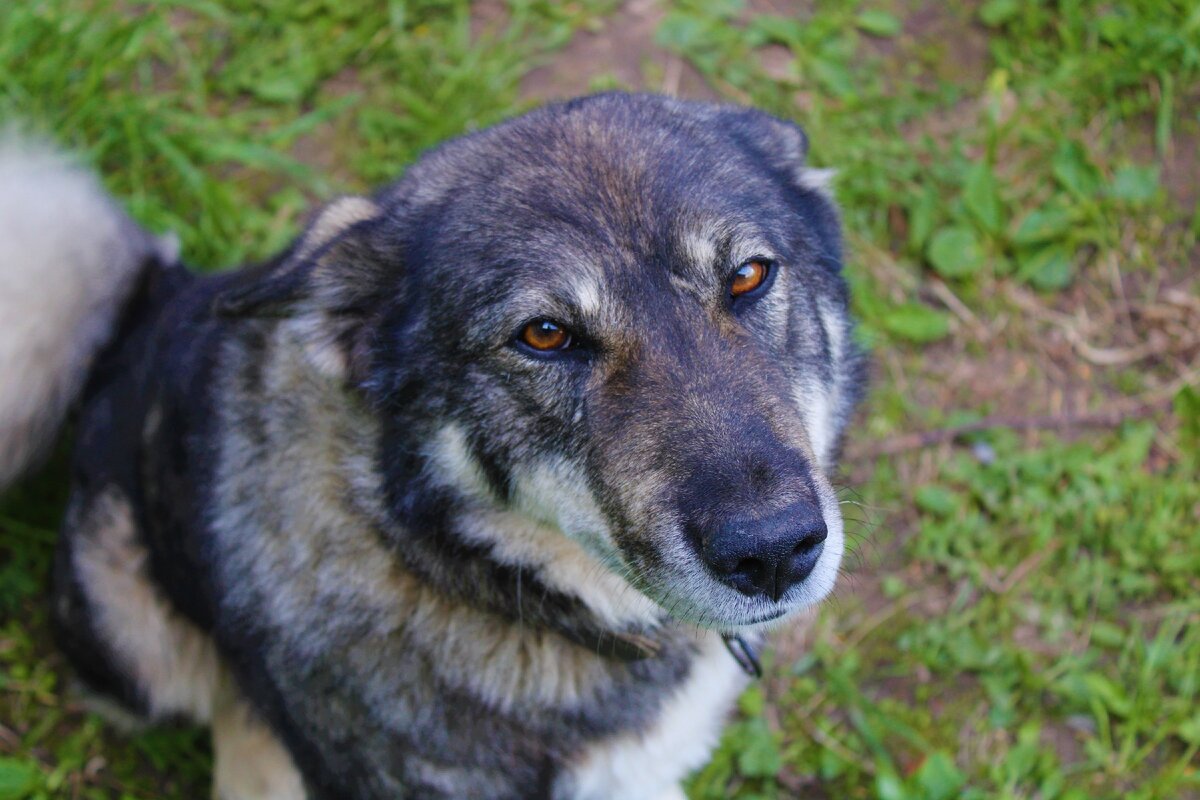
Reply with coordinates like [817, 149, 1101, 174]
[220, 94, 864, 631]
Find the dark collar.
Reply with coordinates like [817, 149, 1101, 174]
[721, 633, 763, 678]
[560, 622, 761, 679]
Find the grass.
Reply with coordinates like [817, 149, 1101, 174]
[1, 0, 1197, 797]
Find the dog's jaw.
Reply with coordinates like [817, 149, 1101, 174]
[424, 422, 664, 632]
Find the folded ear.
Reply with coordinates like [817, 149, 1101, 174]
[214, 195, 385, 317]
[214, 195, 398, 380]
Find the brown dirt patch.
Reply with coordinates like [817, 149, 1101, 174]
[898, 1, 992, 87]
[519, 0, 718, 101]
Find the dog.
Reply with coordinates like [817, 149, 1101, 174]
[0, 93, 864, 799]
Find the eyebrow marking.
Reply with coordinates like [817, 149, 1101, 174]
[573, 276, 603, 316]
[682, 229, 718, 270]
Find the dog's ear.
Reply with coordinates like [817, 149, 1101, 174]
[214, 195, 387, 318]
[214, 195, 399, 379]
[717, 107, 842, 264]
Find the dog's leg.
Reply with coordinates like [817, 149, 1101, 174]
[211, 679, 306, 800]
[57, 488, 222, 723]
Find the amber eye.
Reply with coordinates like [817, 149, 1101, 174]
[519, 319, 572, 352]
[730, 260, 770, 298]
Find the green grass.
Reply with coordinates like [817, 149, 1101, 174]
[2, 0, 1198, 798]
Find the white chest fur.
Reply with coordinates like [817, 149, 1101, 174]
[558, 633, 749, 800]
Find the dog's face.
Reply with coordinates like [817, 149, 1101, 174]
[241, 95, 862, 630]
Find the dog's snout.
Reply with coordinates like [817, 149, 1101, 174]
[699, 502, 827, 602]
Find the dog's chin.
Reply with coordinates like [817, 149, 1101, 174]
[633, 598, 794, 633]
[629, 573, 836, 632]
[726, 605, 811, 633]
[681, 592, 826, 633]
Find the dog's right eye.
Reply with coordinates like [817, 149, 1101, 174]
[729, 259, 772, 300]
[515, 318, 574, 355]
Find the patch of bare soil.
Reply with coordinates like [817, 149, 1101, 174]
[288, 68, 365, 191]
[899, 1, 991, 87]
[1126, 89, 1200, 217]
[518, 0, 717, 101]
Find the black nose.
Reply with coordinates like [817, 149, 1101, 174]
[698, 501, 827, 602]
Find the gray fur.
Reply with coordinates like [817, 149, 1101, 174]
[5, 94, 865, 798]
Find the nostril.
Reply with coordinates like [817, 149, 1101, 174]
[727, 557, 767, 596]
[784, 529, 827, 590]
[733, 557, 760, 576]
[792, 527, 827, 558]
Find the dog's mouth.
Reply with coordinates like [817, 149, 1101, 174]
[741, 608, 787, 625]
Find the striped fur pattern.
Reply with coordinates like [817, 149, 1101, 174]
[6, 94, 866, 798]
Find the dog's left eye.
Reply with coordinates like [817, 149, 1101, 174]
[729, 259, 772, 300]
[516, 318, 574, 354]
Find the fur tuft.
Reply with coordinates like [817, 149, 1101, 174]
[0, 134, 169, 488]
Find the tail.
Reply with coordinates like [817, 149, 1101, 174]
[0, 134, 175, 489]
